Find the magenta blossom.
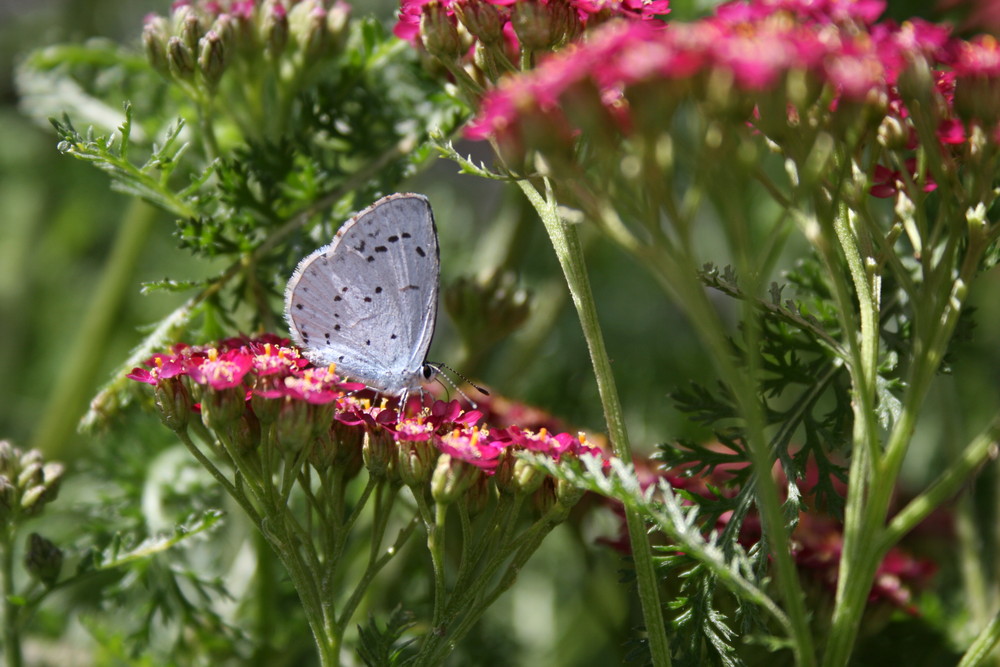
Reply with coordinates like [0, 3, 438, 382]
[438, 427, 505, 473]
[187, 348, 254, 389]
[131, 336, 610, 490]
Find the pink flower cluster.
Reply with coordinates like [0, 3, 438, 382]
[129, 335, 604, 476]
[596, 449, 939, 613]
[465, 0, 1000, 198]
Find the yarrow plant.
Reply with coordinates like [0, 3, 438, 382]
[8, 0, 1000, 664]
[401, 0, 1000, 664]
[125, 334, 601, 663]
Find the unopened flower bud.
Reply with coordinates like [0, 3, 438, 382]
[0, 441, 13, 470]
[431, 454, 479, 504]
[311, 420, 364, 476]
[154, 376, 192, 432]
[274, 399, 318, 452]
[227, 413, 261, 454]
[167, 36, 196, 79]
[326, 2, 351, 52]
[24, 533, 63, 587]
[198, 30, 227, 91]
[180, 10, 205, 56]
[263, 1, 289, 58]
[398, 439, 438, 487]
[200, 386, 247, 433]
[532, 477, 557, 515]
[455, 0, 503, 45]
[212, 13, 237, 53]
[17, 461, 43, 490]
[512, 0, 577, 51]
[20, 485, 47, 515]
[0, 476, 15, 520]
[877, 114, 909, 151]
[553, 477, 584, 516]
[495, 452, 545, 496]
[421, 3, 464, 61]
[513, 457, 545, 494]
[896, 56, 934, 111]
[41, 463, 64, 500]
[231, 7, 259, 54]
[143, 16, 171, 77]
[363, 431, 397, 480]
[289, 0, 326, 55]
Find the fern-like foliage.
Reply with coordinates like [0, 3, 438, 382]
[528, 453, 793, 666]
[356, 607, 418, 667]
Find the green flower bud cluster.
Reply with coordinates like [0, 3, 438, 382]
[24, 532, 63, 588]
[142, 1, 351, 110]
[0, 440, 65, 524]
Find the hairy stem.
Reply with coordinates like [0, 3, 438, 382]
[516, 178, 672, 666]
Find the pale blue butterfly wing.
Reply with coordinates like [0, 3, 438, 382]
[284, 193, 439, 399]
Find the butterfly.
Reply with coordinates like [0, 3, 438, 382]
[284, 193, 440, 405]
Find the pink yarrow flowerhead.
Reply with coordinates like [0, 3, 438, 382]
[437, 427, 505, 473]
[467, 0, 999, 181]
[131, 335, 611, 507]
[187, 348, 254, 389]
[126, 352, 188, 386]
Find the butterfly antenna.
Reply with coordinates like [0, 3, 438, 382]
[428, 362, 489, 408]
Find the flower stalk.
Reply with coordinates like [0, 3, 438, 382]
[516, 178, 672, 665]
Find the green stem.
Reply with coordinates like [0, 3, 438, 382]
[252, 529, 278, 664]
[337, 514, 419, 628]
[418, 500, 569, 665]
[196, 96, 221, 163]
[882, 418, 1000, 549]
[516, 179, 671, 666]
[1, 526, 21, 667]
[31, 199, 156, 457]
[414, 490, 448, 630]
[430, 501, 449, 628]
[824, 239, 985, 666]
[178, 429, 337, 665]
[958, 606, 1000, 667]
